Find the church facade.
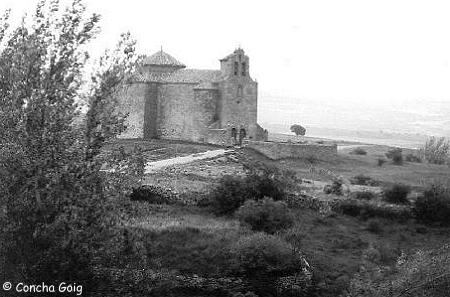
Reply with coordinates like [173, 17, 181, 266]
[118, 48, 268, 146]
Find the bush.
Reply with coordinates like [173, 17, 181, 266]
[419, 136, 450, 165]
[385, 148, 403, 165]
[383, 184, 410, 204]
[377, 158, 387, 167]
[348, 245, 450, 297]
[366, 218, 383, 233]
[352, 191, 376, 200]
[235, 197, 294, 234]
[405, 153, 422, 163]
[351, 147, 367, 155]
[335, 199, 412, 221]
[414, 183, 450, 225]
[130, 185, 177, 204]
[362, 243, 400, 265]
[230, 233, 313, 296]
[324, 179, 344, 195]
[351, 174, 380, 186]
[210, 172, 286, 215]
[230, 233, 301, 276]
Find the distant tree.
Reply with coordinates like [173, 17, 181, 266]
[419, 136, 450, 165]
[290, 124, 306, 136]
[0, 0, 141, 291]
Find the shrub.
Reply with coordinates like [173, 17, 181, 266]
[414, 183, 450, 225]
[210, 172, 286, 215]
[351, 147, 367, 155]
[419, 136, 450, 165]
[348, 245, 450, 297]
[352, 191, 376, 201]
[130, 185, 177, 204]
[366, 218, 383, 233]
[377, 158, 387, 167]
[230, 233, 303, 276]
[362, 243, 400, 265]
[324, 179, 344, 195]
[335, 199, 412, 221]
[351, 174, 380, 186]
[405, 153, 422, 163]
[210, 175, 249, 215]
[235, 197, 294, 234]
[385, 148, 403, 165]
[383, 184, 410, 204]
[229, 233, 314, 296]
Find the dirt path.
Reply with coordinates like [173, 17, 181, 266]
[337, 144, 374, 151]
[144, 149, 233, 173]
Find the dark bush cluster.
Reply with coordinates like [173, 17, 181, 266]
[130, 185, 177, 204]
[377, 158, 387, 167]
[383, 184, 410, 204]
[209, 172, 286, 215]
[236, 198, 294, 234]
[230, 233, 312, 296]
[414, 183, 450, 225]
[366, 218, 384, 233]
[335, 199, 412, 221]
[350, 174, 380, 186]
[352, 191, 376, 201]
[323, 179, 344, 195]
[385, 148, 403, 165]
[350, 147, 367, 155]
[405, 153, 422, 163]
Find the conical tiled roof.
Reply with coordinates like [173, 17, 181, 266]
[143, 50, 185, 68]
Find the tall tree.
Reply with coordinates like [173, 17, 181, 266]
[0, 0, 140, 290]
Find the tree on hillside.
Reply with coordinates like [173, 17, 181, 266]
[0, 0, 142, 291]
[290, 124, 306, 136]
[419, 136, 450, 165]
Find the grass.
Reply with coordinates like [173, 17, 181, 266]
[273, 145, 449, 190]
[126, 203, 449, 297]
[114, 139, 450, 296]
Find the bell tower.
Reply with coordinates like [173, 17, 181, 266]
[220, 48, 250, 79]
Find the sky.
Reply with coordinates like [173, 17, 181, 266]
[1, 0, 450, 134]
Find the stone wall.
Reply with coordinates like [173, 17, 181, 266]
[246, 140, 337, 160]
[206, 128, 234, 146]
[157, 83, 218, 142]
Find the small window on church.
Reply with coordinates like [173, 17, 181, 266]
[234, 62, 238, 75]
[241, 62, 246, 76]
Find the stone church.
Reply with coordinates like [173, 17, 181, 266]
[118, 48, 268, 146]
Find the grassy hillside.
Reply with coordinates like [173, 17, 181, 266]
[110, 139, 450, 296]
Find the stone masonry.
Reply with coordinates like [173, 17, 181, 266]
[118, 48, 268, 145]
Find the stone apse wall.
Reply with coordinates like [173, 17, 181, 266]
[157, 83, 218, 142]
[246, 141, 337, 160]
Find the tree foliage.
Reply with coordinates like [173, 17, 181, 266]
[0, 0, 141, 290]
[347, 245, 450, 297]
[419, 137, 450, 165]
[290, 124, 306, 136]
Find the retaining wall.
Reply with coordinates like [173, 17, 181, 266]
[246, 140, 337, 160]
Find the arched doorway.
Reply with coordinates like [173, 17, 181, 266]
[231, 128, 237, 145]
[239, 128, 246, 146]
